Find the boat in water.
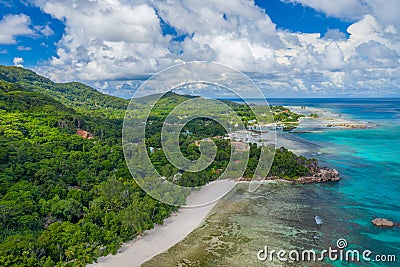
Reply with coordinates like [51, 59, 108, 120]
[315, 215, 323, 226]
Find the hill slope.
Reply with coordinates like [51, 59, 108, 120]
[0, 68, 176, 267]
[0, 66, 128, 118]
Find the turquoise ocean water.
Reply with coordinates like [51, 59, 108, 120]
[268, 98, 400, 265]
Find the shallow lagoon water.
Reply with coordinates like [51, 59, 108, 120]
[144, 183, 328, 266]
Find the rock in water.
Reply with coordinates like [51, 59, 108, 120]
[296, 168, 340, 184]
[371, 218, 395, 228]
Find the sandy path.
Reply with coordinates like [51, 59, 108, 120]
[88, 179, 236, 267]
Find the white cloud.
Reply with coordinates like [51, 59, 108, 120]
[34, 0, 172, 81]
[31, 0, 400, 96]
[363, 0, 400, 29]
[284, 0, 366, 19]
[34, 25, 54, 36]
[17, 46, 31, 51]
[154, 0, 281, 72]
[0, 14, 34, 44]
[322, 42, 345, 70]
[288, 0, 400, 30]
[13, 57, 24, 67]
[32, 0, 284, 81]
[324, 29, 346, 40]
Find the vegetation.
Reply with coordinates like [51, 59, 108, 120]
[0, 66, 317, 266]
[0, 65, 129, 119]
[271, 106, 304, 123]
[0, 70, 175, 266]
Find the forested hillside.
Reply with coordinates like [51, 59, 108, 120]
[0, 66, 128, 119]
[0, 69, 175, 266]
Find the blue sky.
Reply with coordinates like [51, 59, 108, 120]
[255, 0, 353, 37]
[0, 0, 399, 97]
[0, 1, 64, 67]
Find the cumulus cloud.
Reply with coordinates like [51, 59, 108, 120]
[284, 0, 367, 19]
[322, 42, 345, 70]
[324, 29, 346, 40]
[17, 46, 32, 51]
[33, 0, 284, 81]
[0, 14, 34, 44]
[288, 0, 400, 30]
[0, 13, 52, 45]
[34, 25, 54, 36]
[31, 0, 400, 96]
[351, 41, 399, 69]
[366, 0, 400, 30]
[13, 57, 24, 67]
[34, 0, 172, 81]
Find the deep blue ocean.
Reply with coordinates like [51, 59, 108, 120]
[268, 98, 400, 266]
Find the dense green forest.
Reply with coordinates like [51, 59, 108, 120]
[0, 68, 175, 266]
[0, 66, 128, 119]
[0, 66, 317, 266]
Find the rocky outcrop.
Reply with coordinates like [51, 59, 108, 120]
[371, 218, 395, 228]
[237, 167, 341, 184]
[327, 123, 367, 129]
[295, 168, 340, 184]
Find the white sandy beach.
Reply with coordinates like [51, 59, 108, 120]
[88, 179, 236, 267]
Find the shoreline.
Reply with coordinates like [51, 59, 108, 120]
[88, 179, 236, 267]
[142, 182, 332, 267]
[285, 105, 374, 131]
